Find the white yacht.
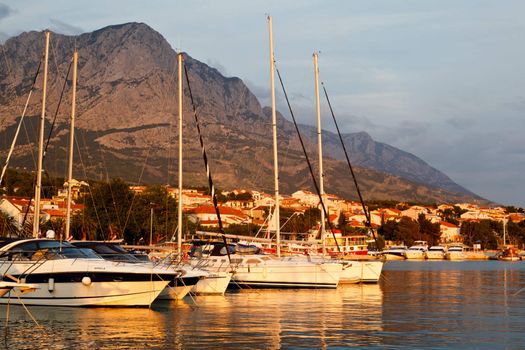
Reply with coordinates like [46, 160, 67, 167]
[404, 241, 428, 260]
[445, 245, 467, 260]
[425, 246, 447, 260]
[71, 241, 206, 299]
[189, 242, 342, 288]
[0, 239, 175, 307]
[381, 245, 408, 260]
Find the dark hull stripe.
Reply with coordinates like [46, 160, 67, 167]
[0, 290, 158, 300]
[6, 272, 178, 284]
[168, 276, 200, 287]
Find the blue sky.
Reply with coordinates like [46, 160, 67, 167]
[1, 1, 524, 206]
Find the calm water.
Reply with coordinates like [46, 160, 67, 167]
[2, 261, 525, 349]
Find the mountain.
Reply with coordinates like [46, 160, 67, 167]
[0, 22, 487, 204]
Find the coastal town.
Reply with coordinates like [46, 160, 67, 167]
[2, 178, 524, 250]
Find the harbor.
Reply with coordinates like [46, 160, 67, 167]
[2, 260, 524, 349]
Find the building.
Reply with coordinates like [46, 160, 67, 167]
[187, 205, 251, 228]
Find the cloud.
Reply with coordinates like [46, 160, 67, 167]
[205, 58, 229, 77]
[445, 116, 474, 130]
[0, 3, 11, 21]
[49, 19, 84, 35]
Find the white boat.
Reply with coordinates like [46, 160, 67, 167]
[445, 245, 467, 260]
[190, 242, 342, 288]
[71, 241, 204, 300]
[404, 241, 428, 259]
[190, 270, 232, 295]
[339, 260, 384, 283]
[0, 239, 174, 307]
[381, 245, 408, 260]
[425, 246, 446, 260]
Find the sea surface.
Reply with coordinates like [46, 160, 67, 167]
[2, 260, 525, 349]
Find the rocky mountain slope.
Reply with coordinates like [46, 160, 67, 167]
[0, 22, 487, 204]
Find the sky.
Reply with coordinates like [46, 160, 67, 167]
[0, 0, 524, 206]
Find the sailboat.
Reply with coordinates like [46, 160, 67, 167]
[157, 52, 230, 298]
[0, 35, 177, 307]
[186, 17, 342, 289]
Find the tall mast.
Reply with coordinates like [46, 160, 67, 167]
[313, 53, 326, 256]
[33, 31, 50, 238]
[177, 53, 183, 257]
[268, 16, 280, 257]
[65, 50, 78, 240]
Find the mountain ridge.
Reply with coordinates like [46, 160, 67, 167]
[0, 22, 488, 204]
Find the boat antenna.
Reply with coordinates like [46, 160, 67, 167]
[182, 58, 231, 263]
[274, 66, 341, 253]
[321, 82, 379, 249]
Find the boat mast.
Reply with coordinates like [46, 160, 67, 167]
[65, 50, 78, 241]
[33, 31, 50, 239]
[313, 53, 326, 256]
[268, 16, 281, 257]
[177, 52, 183, 257]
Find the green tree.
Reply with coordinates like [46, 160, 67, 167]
[0, 211, 18, 237]
[417, 214, 441, 245]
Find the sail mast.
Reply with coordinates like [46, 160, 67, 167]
[33, 31, 50, 239]
[268, 16, 281, 257]
[177, 52, 183, 257]
[65, 50, 78, 240]
[313, 53, 326, 256]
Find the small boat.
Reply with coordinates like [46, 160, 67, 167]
[381, 245, 408, 260]
[497, 245, 520, 262]
[445, 245, 466, 260]
[425, 246, 447, 260]
[404, 241, 428, 259]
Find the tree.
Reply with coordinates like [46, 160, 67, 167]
[395, 217, 419, 245]
[337, 212, 348, 233]
[417, 214, 441, 245]
[0, 211, 18, 237]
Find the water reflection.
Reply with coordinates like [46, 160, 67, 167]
[380, 261, 525, 349]
[2, 262, 525, 348]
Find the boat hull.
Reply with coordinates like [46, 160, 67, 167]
[230, 263, 342, 289]
[192, 272, 232, 295]
[339, 261, 383, 283]
[425, 251, 445, 260]
[404, 251, 426, 260]
[382, 253, 406, 260]
[0, 280, 168, 307]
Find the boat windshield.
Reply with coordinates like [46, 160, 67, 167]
[0, 240, 102, 261]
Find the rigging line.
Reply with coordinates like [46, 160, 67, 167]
[0, 59, 42, 186]
[275, 66, 341, 253]
[321, 82, 379, 248]
[43, 59, 72, 159]
[183, 60, 231, 263]
[74, 130, 104, 240]
[19, 59, 73, 234]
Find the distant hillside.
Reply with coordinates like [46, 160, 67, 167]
[0, 22, 488, 204]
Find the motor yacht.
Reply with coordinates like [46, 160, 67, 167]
[404, 241, 428, 259]
[71, 241, 205, 299]
[0, 239, 175, 307]
[445, 245, 467, 260]
[425, 246, 446, 260]
[381, 245, 408, 260]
